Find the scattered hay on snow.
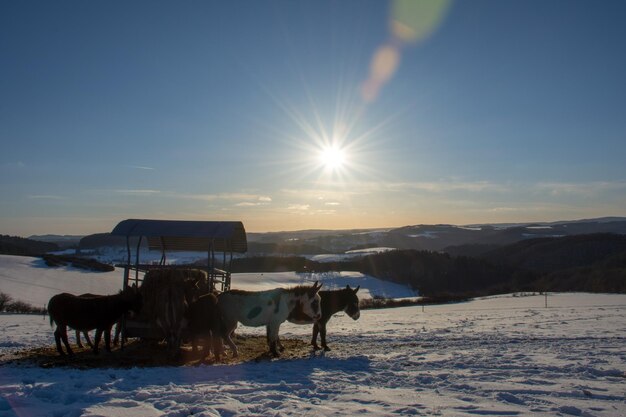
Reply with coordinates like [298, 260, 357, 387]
[2, 335, 312, 369]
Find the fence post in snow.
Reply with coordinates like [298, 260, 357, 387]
[545, 292, 548, 308]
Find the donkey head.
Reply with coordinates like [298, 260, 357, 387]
[343, 285, 360, 320]
[297, 281, 323, 321]
[122, 284, 143, 315]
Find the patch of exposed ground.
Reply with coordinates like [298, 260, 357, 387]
[0, 335, 313, 369]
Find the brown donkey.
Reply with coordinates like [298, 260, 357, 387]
[287, 285, 360, 351]
[48, 286, 142, 356]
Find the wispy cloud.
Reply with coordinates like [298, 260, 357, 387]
[287, 204, 310, 211]
[27, 195, 63, 200]
[389, 180, 507, 193]
[535, 181, 626, 196]
[127, 165, 155, 171]
[292, 179, 507, 196]
[489, 207, 521, 213]
[313, 209, 337, 215]
[279, 188, 358, 201]
[114, 189, 161, 195]
[234, 196, 272, 207]
[178, 193, 272, 203]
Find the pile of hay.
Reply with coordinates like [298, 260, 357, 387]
[137, 268, 208, 323]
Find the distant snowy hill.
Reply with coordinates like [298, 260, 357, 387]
[0, 235, 59, 256]
[66, 217, 626, 256]
[27, 234, 83, 248]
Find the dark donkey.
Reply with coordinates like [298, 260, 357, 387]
[186, 292, 224, 361]
[48, 286, 142, 356]
[73, 293, 122, 349]
[287, 285, 360, 351]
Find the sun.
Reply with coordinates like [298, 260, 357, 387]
[319, 145, 346, 171]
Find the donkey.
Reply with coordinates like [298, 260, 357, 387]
[186, 292, 223, 360]
[219, 281, 322, 357]
[74, 293, 97, 349]
[48, 286, 142, 356]
[287, 285, 360, 351]
[73, 293, 122, 349]
[139, 269, 205, 358]
[154, 283, 188, 358]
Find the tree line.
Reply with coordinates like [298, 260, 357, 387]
[229, 234, 626, 296]
[0, 292, 46, 314]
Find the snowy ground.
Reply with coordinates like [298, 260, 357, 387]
[1, 256, 625, 416]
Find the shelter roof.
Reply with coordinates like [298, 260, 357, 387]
[110, 219, 247, 253]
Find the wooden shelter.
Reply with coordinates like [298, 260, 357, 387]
[111, 218, 247, 292]
[110, 219, 247, 342]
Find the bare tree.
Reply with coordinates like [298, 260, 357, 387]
[0, 292, 13, 311]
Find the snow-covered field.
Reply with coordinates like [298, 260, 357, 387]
[0, 255, 415, 308]
[1, 255, 625, 416]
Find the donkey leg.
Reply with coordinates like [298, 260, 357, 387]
[113, 321, 121, 346]
[170, 328, 183, 359]
[265, 325, 275, 354]
[320, 322, 331, 351]
[277, 336, 285, 352]
[224, 330, 239, 358]
[84, 331, 93, 348]
[311, 323, 321, 350]
[269, 329, 284, 352]
[104, 325, 113, 352]
[210, 320, 225, 360]
[75, 330, 83, 348]
[93, 329, 103, 354]
[200, 335, 213, 361]
[202, 336, 211, 357]
[54, 327, 66, 356]
[60, 326, 74, 356]
[267, 323, 281, 357]
[211, 331, 224, 361]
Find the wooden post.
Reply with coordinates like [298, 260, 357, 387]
[136, 235, 143, 285]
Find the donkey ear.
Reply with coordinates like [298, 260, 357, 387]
[354, 285, 360, 294]
[309, 281, 321, 295]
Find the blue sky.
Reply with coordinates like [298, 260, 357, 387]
[2, 0, 626, 236]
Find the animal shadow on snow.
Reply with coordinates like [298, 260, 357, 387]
[10, 356, 373, 416]
[163, 354, 373, 388]
[233, 354, 372, 386]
